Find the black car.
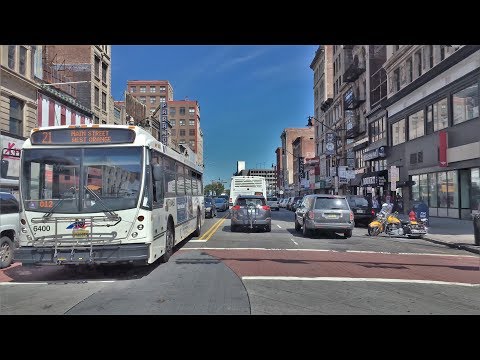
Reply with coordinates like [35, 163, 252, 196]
[345, 195, 376, 226]
[204, 197, 217, 218]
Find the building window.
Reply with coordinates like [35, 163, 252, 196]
[179, 140, 186, 145]
[94, 55, 100, 78]
[394, 68, 400, 92]
[189, 119, 195, 126]
[159, 86, 166, 92]
[189, 140, 195, 149]
[159, 96, 166, 103]
[171, 129, 176, 136]
[170, 119, 176, 126]
[394, 45, 400, 52]
[179, 107, 186, 115]
[428, 173, 438, 207]
[406, 58, 413, 83]
[179, 119, 186, 126]
[140, 86, 146, 93]
[391, 119, 406, 146]
[440, 46, 446, 61]
[9, 97, 23, 136]
[102, 92, 107, 111]
[453, 83, 479, 125]
[94, 116, 99, 124]
[8, 46, 15, 70]
[188, 107, 195, 114]
[19, 46, 27, 75]
[429, 45, 434, 68]
[180, 129, 186, 136]
[471, 168, 480, 211]
[427, 98, 448, 134]
[355, 148, 366, 169]
[408, 109, 425, 140]
[170, 107, 176, 115]
[130, 86, 136, 93]
[369, 116, 386, 143]
[102, 62, 108, 83]
[415, 50, 422, 78]
[139, 96, 146, 104]
[94, 87, 100, 107]
[189, 129, 195, 136]
[150, 86, 156, 93]
[150, 96, 156, 104]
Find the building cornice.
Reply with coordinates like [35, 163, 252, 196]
[383, 45, 415, 71]
[1, 66, 41, 89]
[385, 45, 480, 107]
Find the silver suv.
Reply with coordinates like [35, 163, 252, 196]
[0, 192, 19, 268]
[294, 194, 354, 238]
[231, 195, 271, 232]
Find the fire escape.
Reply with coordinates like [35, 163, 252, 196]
[42, 47, 77, 99]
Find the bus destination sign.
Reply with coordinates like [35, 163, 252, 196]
[31, 128, 136, 145]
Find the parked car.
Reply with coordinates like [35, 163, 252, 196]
[204, 197, 217, 218]
[345, 195, 376, 226]
[287, 196, 303, 211]
[230, 195, 271, 232]
[279, 199, 288, 208]
[0, 192, 19, 269]
[294, 194, 354, 238]
[291, 199, 303, 212]
[214, 197, 228, 212]
[267, 196, 280, 211]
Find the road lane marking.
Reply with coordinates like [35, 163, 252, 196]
[276, 224, 282, 228]
[180, 248, 333, 251]
[346, 250, 479, 258]
[199, 214, 229, 240]
[241, 276, 480, 287]
[0, 280, 116, 285]
[204, 218, 227, 241]
[189, 239, 208, 242]
[290, 238, 298, 246]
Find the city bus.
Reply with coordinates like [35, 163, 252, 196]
[15, 124, 204, 266]
[229, 176, 267, 207]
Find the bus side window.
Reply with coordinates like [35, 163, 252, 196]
[151, 151, 164, 206]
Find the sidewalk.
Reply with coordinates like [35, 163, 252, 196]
[423, 217, 479, 254]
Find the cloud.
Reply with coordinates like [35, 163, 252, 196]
[215, 47, 270, 73]
[250, 64, 285, 78]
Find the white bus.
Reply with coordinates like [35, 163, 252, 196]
[15, 124, 204, 266]
[229, 176, 267, 207]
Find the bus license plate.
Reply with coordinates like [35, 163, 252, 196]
[72, 229, 89, 238]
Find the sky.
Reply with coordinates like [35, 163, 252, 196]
[111, 45, 317, 188]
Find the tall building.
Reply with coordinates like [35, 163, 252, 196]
[43, 45, 112, 125]
[0, 45, 42, 137]
[168, 99, 203, 166]
[280, 127, 314, 196]
[275, 147, 283, 195]
[384, 45, 479, 219]
[126, 80, 174, 140]
[292, 135, 315, 196]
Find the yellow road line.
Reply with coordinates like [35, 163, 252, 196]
[204, 217, 228, 241]
[199, 213, 229, 240]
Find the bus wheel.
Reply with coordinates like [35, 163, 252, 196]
[161, 223, 174, 263]
[193, 212, 201, 237]
[0, 236, 14, 269]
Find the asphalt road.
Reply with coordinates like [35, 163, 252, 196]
[1, 208, 479, 315]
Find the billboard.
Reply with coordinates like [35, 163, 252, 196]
[125, 92, 146, 124]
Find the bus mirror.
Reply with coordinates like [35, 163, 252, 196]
[152, 164, 162, 181]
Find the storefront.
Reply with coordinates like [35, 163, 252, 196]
[361, 169, 389, 198]
[411, 168, 480, 219]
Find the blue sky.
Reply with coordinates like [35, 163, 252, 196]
[111, 45, 317, 188]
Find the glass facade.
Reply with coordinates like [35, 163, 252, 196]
[411, 168, 480, 216]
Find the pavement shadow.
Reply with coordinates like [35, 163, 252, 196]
[221, 225, 270, 233]
[285, 227, 346, 239]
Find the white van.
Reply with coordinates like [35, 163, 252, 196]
[0, 192, 19, 268]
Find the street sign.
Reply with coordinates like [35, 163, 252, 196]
[391, 180, 397, 191]
[390, 165, 399, 182]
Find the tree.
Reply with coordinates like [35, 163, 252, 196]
[204, 182, 225, 196]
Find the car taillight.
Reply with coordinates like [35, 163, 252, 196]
[262, 205, 270, 210]
[350, 211, 354, 221]
[232, 205, 240, 210]
[371, 209, 375, 215]
[308, 210, 314, 220]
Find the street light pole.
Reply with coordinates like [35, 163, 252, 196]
[307, 116, 348, 195]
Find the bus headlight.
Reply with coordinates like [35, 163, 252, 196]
[131, 232, 138, 238]
[137, 224, 144, 230]
[21, 228, 27, 233]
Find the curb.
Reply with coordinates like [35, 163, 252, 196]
[422, 236, 480, 255]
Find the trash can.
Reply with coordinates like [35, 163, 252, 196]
[473, 213, 480, 246]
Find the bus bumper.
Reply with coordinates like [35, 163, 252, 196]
[14, 244, 149, 265]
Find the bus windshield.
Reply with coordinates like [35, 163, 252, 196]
[21, 147, 143, 213]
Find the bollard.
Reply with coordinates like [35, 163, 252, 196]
[473, 213, 480, 246]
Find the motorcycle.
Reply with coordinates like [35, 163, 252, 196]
[367, 205, 427, 238]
